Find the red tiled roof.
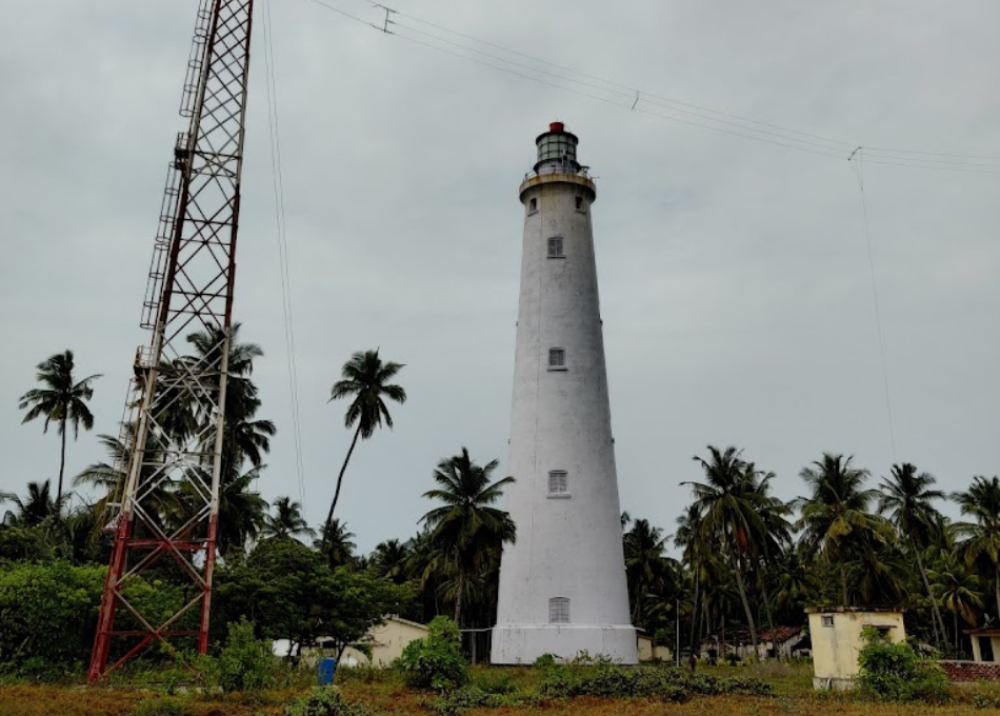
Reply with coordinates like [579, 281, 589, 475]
[702, 626, 804, 646]
[939, 661, 1000, 682]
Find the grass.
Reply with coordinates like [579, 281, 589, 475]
[1, 662, 997, 716]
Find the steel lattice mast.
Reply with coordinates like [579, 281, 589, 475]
[89, 0, 255, 681]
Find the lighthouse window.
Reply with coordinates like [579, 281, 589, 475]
[549, 597, 570, 624]
[528, 198, 538, 213]
[548, 348, 566, 370]
[547, 236, 564, 258]
[548, 470, 569, 496]
[575, 196, 584, 211]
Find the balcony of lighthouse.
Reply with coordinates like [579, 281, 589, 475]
[519, 162, 596, 203]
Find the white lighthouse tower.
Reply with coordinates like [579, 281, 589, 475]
[492, 123, 636, 664]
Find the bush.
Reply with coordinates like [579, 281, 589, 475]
[537, 662, 772, 701]
[0, 560, 185, 678]
[285, 687, 381, 716]
[856, 627, 950, 702]
[217, 618, 276, 692]
[395, 616, 468, 691]
[130, 697, 193, 716]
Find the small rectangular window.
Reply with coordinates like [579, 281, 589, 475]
[821, 615, 834, 628]
[547, 236, 564, 258]
[549, 597, 570, 624]
[548, 348, 565, 369]
[548, 470, 568, 495]
[575, 196, 584, 210]
[529, 198, 538, 213]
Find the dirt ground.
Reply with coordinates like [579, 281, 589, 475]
[0, 664, 995, 716]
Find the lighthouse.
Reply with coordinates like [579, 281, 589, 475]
[492, 123, 636, 664]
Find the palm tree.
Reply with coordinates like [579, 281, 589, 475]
[324, 350, 406, 535]
[261, 496, 314, 541]
[186, 324, 275, 472]
[684, 446, 772, 657]
[624, 518, 672, 626]
[214, 466, 268, 557]
[953, 476, 1000, 619]
[877, 463, 948, 649]
[18, 350, 101, 502]
[420, 448, 515, 627]
[372, 539, 411, 584]
[675, 503, 708, 667]
[795, 453, 884, 606]
[929, 547, 983, 654]
[2, 480, 70, 527]
[314, 518, 357, 569]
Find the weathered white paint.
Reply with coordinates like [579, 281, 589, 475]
[492, 126, 636, 665]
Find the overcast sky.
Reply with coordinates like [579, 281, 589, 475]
[2, 0, 999, 553]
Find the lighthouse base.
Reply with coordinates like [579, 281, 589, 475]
[490, 624, 637, 665]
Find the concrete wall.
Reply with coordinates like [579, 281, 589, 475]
[808, 610, 906, 690]
[341, 617, 429, 667]
[637, 637, 672, 663]
[492, 159, 635, 665]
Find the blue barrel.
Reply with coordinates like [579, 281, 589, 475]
[318, 656, 337, 685]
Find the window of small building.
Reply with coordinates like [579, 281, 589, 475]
[547, 236, 564, 258]
[549, 597, 570, 624]
[548, 470, 569, 497]
[548, 348, 566, 370]
[821, 615, 834, 628]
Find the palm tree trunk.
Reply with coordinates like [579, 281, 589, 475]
[839, 560, 849, 606]
[688, 567, 701, 670]
[760, 576, 778, 661]
[914, 548, 946, 651]
[454, 570, 464, 628]
[953, 602, 958, 655]
[57, 418, 67, 505]
[323, 423, 362, 541]
[995, 565, 1000, 622]
[733, 558, 759, 659]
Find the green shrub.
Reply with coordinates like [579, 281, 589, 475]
[395, 616, 468, 691]
[537, 662, 772, 701]
[427, 685, 546, 715]
[470, 669, 516, 695]
[856, 627, 950, 702]
[0, 560, 186, 678]
[130, 696, 193, 716]
[217, 618, 276, 692]
[285, 687, 381, 716]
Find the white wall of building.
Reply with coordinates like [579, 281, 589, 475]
[492, 153, 636, 664]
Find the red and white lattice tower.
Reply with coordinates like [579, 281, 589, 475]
[89, 0, 255, 681]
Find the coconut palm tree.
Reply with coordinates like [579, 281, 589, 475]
[929, 547, 983, 654]
[18, 350, 101, 503]
[261, 496, 314, 541]
[371, 539, 411, 584]
[953, 476, 1000, 619]
[2, 480, 70, 527]
[684, 446, 772, 657]
[212, 465, 268, 557]
[624, 517, 672, 626]
[314, 518, 357, 569]
[795, 453, 884, 606]
[420, 448, 515, 627]
[324, 350, 406, 536]
[877, 462, 948, 649]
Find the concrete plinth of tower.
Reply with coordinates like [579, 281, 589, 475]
[492, 624, 637, 665]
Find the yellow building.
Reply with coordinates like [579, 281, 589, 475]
[806, 607, 906, 690]
[337, 615, 430, 667]
[637, 634, 673, 663]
